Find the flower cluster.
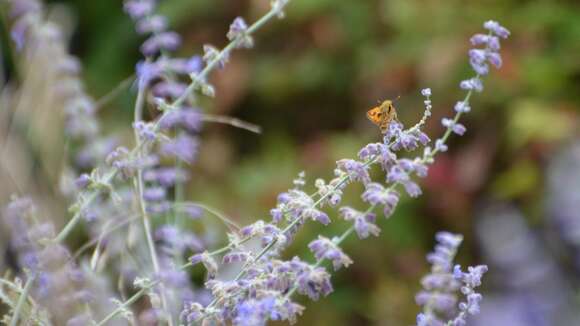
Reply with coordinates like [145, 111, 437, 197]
[179, 20, 507, 325]
[8, 0, 107, 170]
[2, 197, 115, 325]
[1, 0, 508, 324]
[416, 232, 488, 326]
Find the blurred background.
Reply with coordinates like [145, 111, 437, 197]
[2, 0, 580, 325]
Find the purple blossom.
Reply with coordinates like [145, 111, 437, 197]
[308, 236, 353, 270]
[387, 165, 410, 183]
[228, 17, 249, 39]
[233, 297, 278, 326]
[450, 265, 488, 324]
[435, 139, 448, 152]
[460, 77, 483, 92]
[314, 178, 344, 207]
[470, 34, 500, 51]
[223, 252, 252, 264]
[336, 159, 371, 184]
[143, 186, 166, 201]
[269, 189, 328, 225]
[415, 291, 458, 312]
[416, 232, 466, 325]
[486, 52, 502, 68]
[427, 232, 463, 272]
[240, 220, 285, 246]
[155, 224, 204, 254]
[10, 0, 41, 18]
[227, 17, 254, 48]
[160, 134, 199, 163]
[136, 60, 162, 90]
[403, 181, 422, 197]
[143, 167, 189, 186]
[152, 81, 187, 99]
[441, 118, 467, 136]
[163, 56, 204, 75]
[10, 17, 29, 51]
[124, 0, 155, 19]
[296, 266, 333, 300]
[358, 142, 397, 171]
[158, 107, 203, 133]
[361, 183, 400, 218]
[339, 207, 380, 239]
[181, 302, 205, 323]
[136, 15, 167, 34]
[141, 31, 181, 56]
[454, 101, 471, 113]
[181, 203, 204, 219]
[75, 174, 91, 189]
[303, 207, 331, 225]
[189, 251, 218, 278]
[203, 44, 228, 69]
[483, 20, 510, 39]
[133, 121, 157, 141]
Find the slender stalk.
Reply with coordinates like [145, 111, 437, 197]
[53, 170, 117, 243]
[95, 285, 152, 326]
[71, 214, 140, 261]
[94, 75, 135, 111]
[132, 79, 173, 325]
[96, 259, 195, 326]
[200, 114, 262, 134]
[10, 273, 35, 326]
[174, 202, 241, 231]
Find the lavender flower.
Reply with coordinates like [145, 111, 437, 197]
[450, 265, 488, 324]
[362, 183, 400, 217]
[141, 31, 181, 56]
[124, 0, 155, 19]
[441, 118, 467, 136]
[339, 207, 380, 239]
[227, 17, 254, 49]
[336, 159, 371, 184]
[308, 236, 353, 271]
[483, 20, 511, 39]
[416, 232, 488, 326]
[160, 134, 199, 163]
[2, 3, 511, 323]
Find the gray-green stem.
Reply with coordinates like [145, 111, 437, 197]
[9, 273, 35, 326]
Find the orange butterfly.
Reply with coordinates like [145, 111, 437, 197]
[366, 99, 399, 134]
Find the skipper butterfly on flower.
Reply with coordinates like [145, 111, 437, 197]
[366, 98, 399, 134]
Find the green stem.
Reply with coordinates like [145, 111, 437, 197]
[96, 260, 195, 326]
[10, 273, 35, 326]
[95, 285, 152, 326]
[133, 77, 173, 326]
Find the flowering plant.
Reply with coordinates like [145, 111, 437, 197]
[0, 0, 509, 325]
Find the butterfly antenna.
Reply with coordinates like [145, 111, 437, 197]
[393, 94, 401, 103]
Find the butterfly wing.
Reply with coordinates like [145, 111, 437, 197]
[366, 107, 383, 126]
[379, 101, 398, 133]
